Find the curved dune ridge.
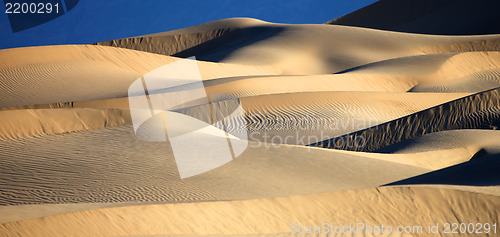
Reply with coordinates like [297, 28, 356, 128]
[1, 14, 500, 237]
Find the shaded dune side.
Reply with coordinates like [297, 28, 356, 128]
[387, 153, 500, 187]
[309, 88, 500, 151]
[96, 19, 500, 59]
[95, 28, 232, 57]
[96, 25, 285, 61]
[0, 187, 498, 237]
[93, 18, 271, 57]
[326, 0, 500, 35]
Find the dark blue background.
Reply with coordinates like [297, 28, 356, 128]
[0, 0, 377, 49]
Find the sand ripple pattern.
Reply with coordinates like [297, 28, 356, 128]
[0, 126, 219, 205]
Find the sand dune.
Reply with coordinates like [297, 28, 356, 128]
[4, 47, 499, 141]
[0, 89, 478, 143]
[1, 4, 500, 237]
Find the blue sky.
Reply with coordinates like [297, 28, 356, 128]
[0, 0, 377, 49]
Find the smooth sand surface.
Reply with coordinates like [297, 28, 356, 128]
[1, 187, 499, 237]
[1, 14, 500, 237]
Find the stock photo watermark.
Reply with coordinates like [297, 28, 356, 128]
[290, 222, 498, 235]
[4, 0, 80, 32]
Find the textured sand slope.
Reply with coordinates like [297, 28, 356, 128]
[1, 127, 498, 223]
[170, 91, 466, 146]
[0, 91, 474, 143]
[238, 92, 465, 144]
[0, 202, 144, 224]
[0, 91, 465, 141]
[1, 187, 498, 237]
[0, 124, 431, 206]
